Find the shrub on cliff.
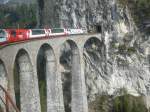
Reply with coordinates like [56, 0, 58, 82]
[118, 0, 150, 34]
[88, 89, 148, 112]
[113, 94, 148, 112]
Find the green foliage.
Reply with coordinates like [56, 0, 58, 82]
[13, 63, 20, 110]
[117, 0, 150, 34]
[117, 0, 128, 7]
[39, 80, 47, 112]
[89, 95, 111, 112]
[136, 0, 150, 8]
[0, 4, 37, 28]
[113, 94, 148, 112]
[111, 43, 119, 49]
[118, 44, 127, 54]
[0, 105, 3, 112]
[112, 88, 147, 112]
[117, 44, 136, 55]
[89, 89, 148, 112]
[127, 47, 136, 54]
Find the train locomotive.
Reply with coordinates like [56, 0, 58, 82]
[0, 28, 86, 46]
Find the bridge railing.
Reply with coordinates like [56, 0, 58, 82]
[0, 85, 20, 112]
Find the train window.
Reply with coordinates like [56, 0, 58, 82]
[0, 29, 6, 38]
[51, 28, 64, 33]
[11, 30, 16, 37]
[32, 29, 45, 35]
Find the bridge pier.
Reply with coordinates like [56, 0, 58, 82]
[71, 49, 88, 112]
[45, 46, 64, 112]
[16, 50, 40, 112]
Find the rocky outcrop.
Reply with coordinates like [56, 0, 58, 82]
[37, 0, 150, 109]
[37, 0, 112, 30]
[83, 1, 150, 110]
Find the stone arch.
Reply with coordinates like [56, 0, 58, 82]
[83, 37, 107, 111]
[37, 43, 56, 112]
[60, 40, 85, 112]
[0, 59, 8, 111]
[14, 49, 37, 112]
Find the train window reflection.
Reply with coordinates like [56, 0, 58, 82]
[32, 29, 45, 35]
[0, 30, 6, 38]
[51, 28, 64, 33]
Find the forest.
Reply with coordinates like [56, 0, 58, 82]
[0, 4, 37, 28]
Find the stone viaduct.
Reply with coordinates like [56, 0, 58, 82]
[0, 34, 102, 112]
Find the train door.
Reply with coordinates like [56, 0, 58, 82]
[16, 29, 29, 41]
[17, 30, 24, 40]
[0, 29, 7, 44]
[8, 30, 18, 42]
[23, 30, 30, 40]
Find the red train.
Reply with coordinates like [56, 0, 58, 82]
[0, 28, 86, 46]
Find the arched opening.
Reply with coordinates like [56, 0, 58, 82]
[88, 24, 102, 33]
[96, 25, 102, 33]
[0, 60, 8, 112]
[60, 40, 82, 112]
[83, 37, 107, 111]
[14, 49, 35, 111]
[37, 44, 56, 112]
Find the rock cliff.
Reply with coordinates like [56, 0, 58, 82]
[1, 0, 149, 111]
[37, 0, 150, 109]
[37, 0, 112, 30]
